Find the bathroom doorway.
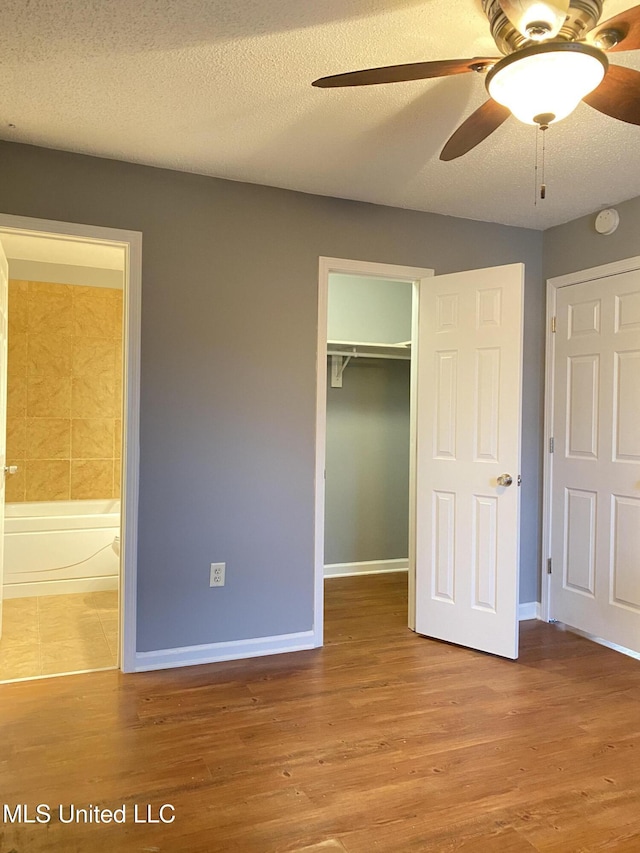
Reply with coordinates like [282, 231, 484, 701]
[0, 215, 141, 680]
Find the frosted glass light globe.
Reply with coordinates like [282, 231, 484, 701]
[486, 43, 608, 125]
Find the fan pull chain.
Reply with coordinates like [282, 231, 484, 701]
[534, 125, 539, 206]
[540, 125, 547, 200]
[534, 117, 552, 205]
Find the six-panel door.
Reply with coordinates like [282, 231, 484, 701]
[551, 270, 640, 653]
[415, 264, 524, 660]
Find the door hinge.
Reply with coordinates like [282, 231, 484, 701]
[551, 316, 557, 333]
[549, 437, 554, 453]
[547, 558, 552, 575]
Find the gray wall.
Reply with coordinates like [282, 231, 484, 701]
[325, 359, 410, 566]
[544, 196, 640, 280]
[0, 141, 544, 654]
[328, 275, 413, 343]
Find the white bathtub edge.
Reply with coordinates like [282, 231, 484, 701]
[5, 499, 121, 519]
[4, 498, 120, 598]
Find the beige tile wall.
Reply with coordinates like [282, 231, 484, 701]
[5, 280, 123, 503]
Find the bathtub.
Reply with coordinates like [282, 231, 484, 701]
[3, 500, 120, 599]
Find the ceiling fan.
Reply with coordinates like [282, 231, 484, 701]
[312, 0, 640, 160]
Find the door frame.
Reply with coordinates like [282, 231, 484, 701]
[0, 212, 142, 674]
[314, 257, 434, 645]
[541, 254, 640, 626]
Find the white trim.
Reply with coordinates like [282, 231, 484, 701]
[324, 558, 408, 578]
[543, 255, 640, 628]
[3, 576, 118, 599]
[316, 258, 434, 650]
[540, 277, 556, 624]
[549, 256, 640, 289]
[314, 262, 328, 651]
[319, 257, 435, 280]
[407, 280, 422, 631]
[325, 565, 537, 614]
[518, 601, 541, 621]
[120, 228, 142, 674]
[134, 630, 316, 672]
[557, 623, 640, 661]
[0, 213, 142, 674]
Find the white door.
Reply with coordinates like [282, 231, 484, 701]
[550, 270, 640, 653]
[0, 240, 8, 639]
[415, 264, 524, 659]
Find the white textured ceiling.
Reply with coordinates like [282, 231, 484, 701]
[1, 0, 639, 229]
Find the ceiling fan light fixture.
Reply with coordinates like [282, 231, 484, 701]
[486, 42, 608, 125]
[498, 0, 569, 39]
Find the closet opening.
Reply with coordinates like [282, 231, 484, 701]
[325, 273, 413, 577]
[314, 257, 434, 644]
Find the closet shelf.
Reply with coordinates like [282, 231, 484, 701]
[327, 340, 411, 387]
[327, 340, 411, 361]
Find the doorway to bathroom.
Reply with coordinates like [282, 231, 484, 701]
[0, 214, 141, 680]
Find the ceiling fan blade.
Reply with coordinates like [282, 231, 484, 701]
[312, 57, 498, 88]
[498, 0, 570, 39]
[582, 64, 640, 124]
[440, 99, 511, 161]
[586, 3, 640, 51]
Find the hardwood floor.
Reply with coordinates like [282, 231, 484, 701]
[1, 573, 639, 852]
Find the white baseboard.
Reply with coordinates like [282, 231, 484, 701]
[133, 600, 541, 673]
[556, 623, 640, 661]
[324, 569, 540, 624]
[519, 601, 541, 621]
[325, 558, 408, 578]
[3, 576, 119, 599]
[134, 629, 319, 672]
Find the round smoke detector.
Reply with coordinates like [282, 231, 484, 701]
[595, 208, 619, 235]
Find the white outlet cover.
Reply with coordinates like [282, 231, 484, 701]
[210, 562, 226, 586]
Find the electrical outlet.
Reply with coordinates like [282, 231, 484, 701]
[210, 562, 226, 587]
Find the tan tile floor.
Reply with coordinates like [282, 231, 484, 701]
[0, 590, 118, 682]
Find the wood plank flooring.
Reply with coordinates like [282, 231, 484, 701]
[1, 573, 639, 852]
